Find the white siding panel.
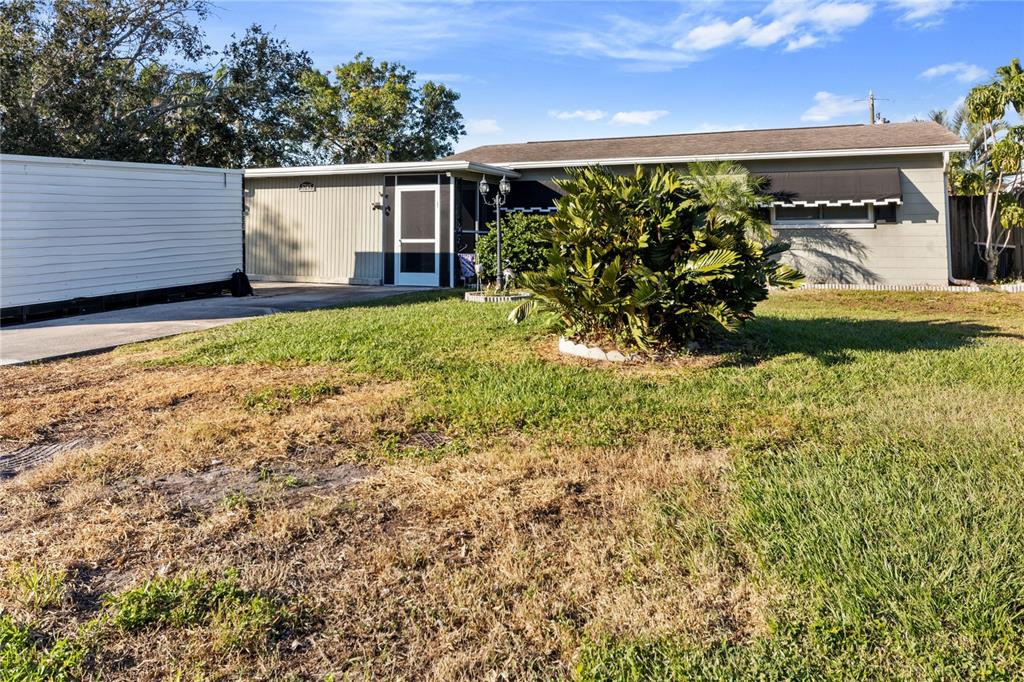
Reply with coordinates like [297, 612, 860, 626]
[0, 154, 243, 308]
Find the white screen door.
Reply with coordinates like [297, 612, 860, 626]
[394, 185, 439, 286]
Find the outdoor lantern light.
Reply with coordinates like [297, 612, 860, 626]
[478, 175, 512, 291]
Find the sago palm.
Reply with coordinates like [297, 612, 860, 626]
[511, 163, 803, 351]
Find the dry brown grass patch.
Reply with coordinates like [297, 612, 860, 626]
[290, 436, 760, 679]
[0, 351, 761, 680]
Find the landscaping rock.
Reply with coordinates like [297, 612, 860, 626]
[558, 337, 644, 363]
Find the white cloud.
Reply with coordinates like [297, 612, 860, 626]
[785, 34, 820, 51]
[890, 0, 956, 26]
[558, 12, 701, 70]
[549, 109, 607, 122]
[920, 62, 987, 83]
[313, 2, 522, 60]
[675, 1, 870, 54]
[801, 91, 866, 122]
[682, 17, 755, 51]
[610, 110, 670, 125]
[466, 119, 503, 135]
[744, 18, 800, 47]
[809, 2, 874, 31]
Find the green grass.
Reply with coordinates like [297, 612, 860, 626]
[240, 380, 340, 414]
[0, 616, 84, 682]
[103, 571, 289, 651]
[139, 289, 1024, 679]
[0, 572, 295, 681]
[3, 562, 67, 612]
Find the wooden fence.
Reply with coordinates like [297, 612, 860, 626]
[949, 195, 1024, 280]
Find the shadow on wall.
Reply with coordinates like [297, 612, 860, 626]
[246, 205, 313, 279]
[354, 253, 385, 284]
[900, 175, 940, 222]
[739, 315, 1019, 366]
[776, 229, 880, 285]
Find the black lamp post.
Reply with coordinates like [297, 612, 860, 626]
[479, 175, 511, 290]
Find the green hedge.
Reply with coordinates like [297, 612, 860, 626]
[474, 212, 549, 282]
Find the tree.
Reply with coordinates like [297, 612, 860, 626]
[174, 25, 315, 167]
[400, 81, 465, 161]
[510, 163, 804, 351]
[0, 0, 213, 162]
[0, 2, 314, 167]
[950, 58, 1024, 281]
[928, 104, 1002, 166]
[297, 53, 465, 163]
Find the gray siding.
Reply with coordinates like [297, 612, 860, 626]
[746, 155, 948, 286]
[517, 153, 950, 286]
[245, 173, 384, 285]
[1, 154, 242, 308]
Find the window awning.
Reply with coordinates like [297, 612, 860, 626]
[759, 168, 902, 207]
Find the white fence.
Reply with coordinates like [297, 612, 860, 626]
[1, 154, 243, 309]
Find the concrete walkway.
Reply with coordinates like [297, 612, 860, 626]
[0, 283, 424, 365]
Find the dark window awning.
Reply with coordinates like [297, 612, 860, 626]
[759, 168, 902, 206]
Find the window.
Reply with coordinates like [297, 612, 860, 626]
[772, 204, 875, 228]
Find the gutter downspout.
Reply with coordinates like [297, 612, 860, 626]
[943, 151, 959, 285]
[380, 176, 388, 286]
[943, 151, 971, 286]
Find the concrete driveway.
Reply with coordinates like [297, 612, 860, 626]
[0, 283, 425, 365]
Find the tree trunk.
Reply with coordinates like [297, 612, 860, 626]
[986, 253, 999, 282]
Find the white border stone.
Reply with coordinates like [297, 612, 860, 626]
[558, 337, 642, 363]
[464, 291, 531, 303]
[785, 282, 1024, 293]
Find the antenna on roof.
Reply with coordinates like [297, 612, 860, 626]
[858, 90, 891, 125]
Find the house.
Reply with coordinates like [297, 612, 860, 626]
[243, 121, 968, 288]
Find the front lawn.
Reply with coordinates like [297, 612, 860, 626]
[1, 290, 1022, 680]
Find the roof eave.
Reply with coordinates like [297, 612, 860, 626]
[486, 144, 970, 170]
[244, 160, 519, 178]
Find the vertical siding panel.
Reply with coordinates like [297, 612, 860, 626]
[245, 173, 383, 284]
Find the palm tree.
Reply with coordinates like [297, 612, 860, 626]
[927, 104, 1003, 167]
[941, 59, 1024, 281]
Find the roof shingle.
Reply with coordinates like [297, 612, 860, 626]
[444, 121, 964, 165]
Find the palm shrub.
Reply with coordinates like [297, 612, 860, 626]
[475, 212, 549, 282]
[511, 163, 803, 350]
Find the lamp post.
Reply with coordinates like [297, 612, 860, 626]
[479, 175, 511, 290]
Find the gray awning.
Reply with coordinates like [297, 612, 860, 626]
[759, 168, 902, 206]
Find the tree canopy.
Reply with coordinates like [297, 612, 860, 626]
[297, 54, 465, 164]
[947, 58, 1024, 281]
[0, 0, 466, 167]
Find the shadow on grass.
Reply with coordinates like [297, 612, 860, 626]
[336, 288, 466, 310]
[735, 316, 1021, 365]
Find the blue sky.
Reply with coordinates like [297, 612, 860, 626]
[204, 1, 1023, 152]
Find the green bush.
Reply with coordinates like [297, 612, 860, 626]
[512, 163, 803, 350]
[474, 212, 549, 283]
